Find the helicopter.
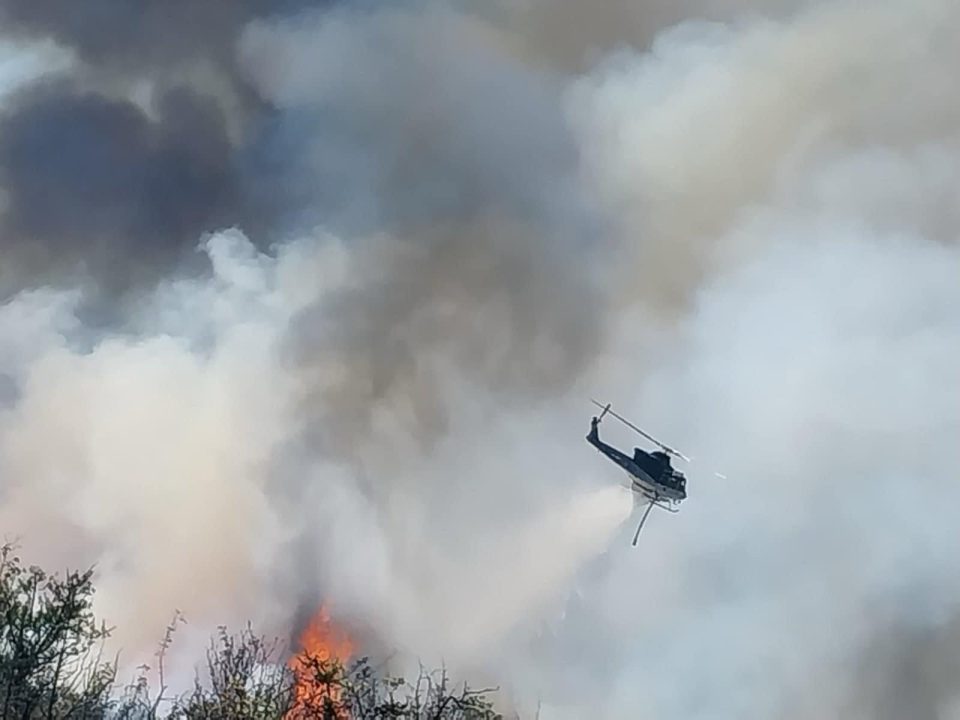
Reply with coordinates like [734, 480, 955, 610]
[586, 399, 694, 546]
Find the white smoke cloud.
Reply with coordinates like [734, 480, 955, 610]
[0, 37, 71, 101]
[0, 0, 959, 718]
[0, 226, 632, 688]
[0, 232, 301, 665]
[529, 1, 960, 716]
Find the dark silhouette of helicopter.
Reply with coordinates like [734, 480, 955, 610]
[587, 400, 693, 545]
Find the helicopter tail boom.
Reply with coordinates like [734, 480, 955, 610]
[590, 399, 691, 462]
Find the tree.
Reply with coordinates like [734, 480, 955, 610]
[0, 543, 116, 719]
[0, 545, 504, 719]
[287, 654, 501, 719]
[167, 625, 295, 720]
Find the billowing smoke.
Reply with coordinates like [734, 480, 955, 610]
[1, 0, 959, 718]
[0, 0, 316, 299]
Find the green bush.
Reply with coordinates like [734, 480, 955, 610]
[0, 545, 501, 719]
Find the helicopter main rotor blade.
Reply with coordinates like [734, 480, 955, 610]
[590, 399, 691, 462]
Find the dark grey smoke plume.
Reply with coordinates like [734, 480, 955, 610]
[0, 0, 321, 298]
[0, 1, 293, 71]
[0, 82, 243, 293]
[238, 5, 609, 457]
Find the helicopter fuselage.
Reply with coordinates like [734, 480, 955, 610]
[587, 422, 686, 502]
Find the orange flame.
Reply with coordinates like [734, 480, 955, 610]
[286, 605, 354, 719]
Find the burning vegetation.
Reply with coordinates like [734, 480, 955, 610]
[0, 545, 502, 719]
[286, 605, 354, 719]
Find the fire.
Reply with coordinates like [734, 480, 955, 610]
[286, 605, 355, 719]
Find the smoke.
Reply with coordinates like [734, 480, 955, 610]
[0, 1, 274, 69]
[0, 0, 959, 718]
[0, 82, 246, 294]
[0, 1, 316, 300]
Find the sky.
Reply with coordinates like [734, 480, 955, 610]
[0, 1, 958, 718]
